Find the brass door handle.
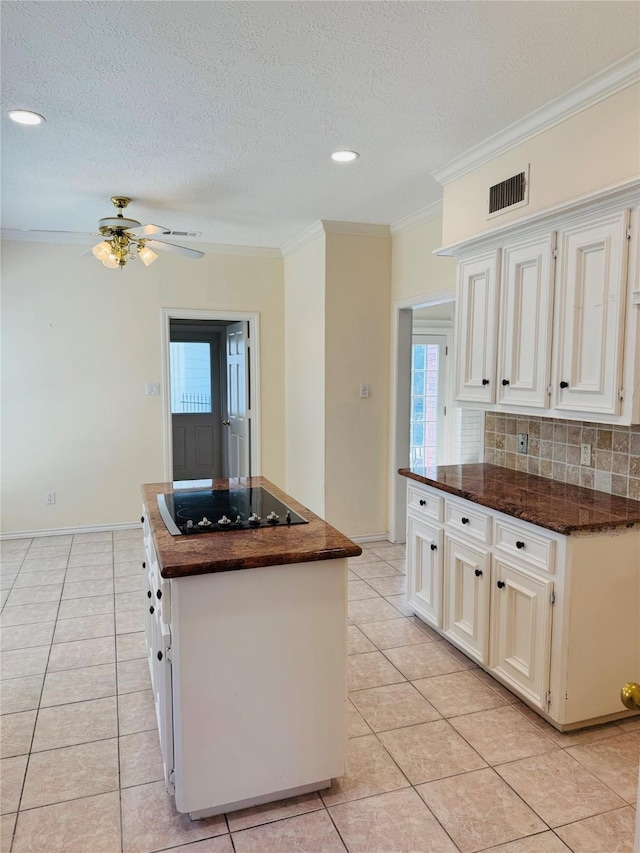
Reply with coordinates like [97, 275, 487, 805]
[222, 420, 230, 426]
[620, 682, 640, 711]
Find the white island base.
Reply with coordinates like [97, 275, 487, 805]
[143, 539, 347, 818]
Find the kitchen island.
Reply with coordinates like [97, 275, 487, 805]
[141, 476, 361, 818]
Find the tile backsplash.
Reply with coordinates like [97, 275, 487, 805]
[484, 413, 640, 500]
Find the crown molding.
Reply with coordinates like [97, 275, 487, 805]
[390, 199, 443, 235]
[281, 219, 390, 257]
[432, 50, 640, 186]
[280, 221, 326, 257]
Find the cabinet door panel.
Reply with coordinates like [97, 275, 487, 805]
[554, 211, 629, 415]
[454, 251, 499, 404]
[443, 535, 490, 663]
[407, 515, 442, 628]
[491, 557, 553, 710]
[498, 235, 555, 408]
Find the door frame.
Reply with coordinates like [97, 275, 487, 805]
[410, 328, 452, 466]
[388, 288, 455, 544]
[161, 308, 261, 482]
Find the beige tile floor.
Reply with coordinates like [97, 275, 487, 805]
[0, 533, 638, 853]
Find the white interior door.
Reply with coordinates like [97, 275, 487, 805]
[226, 322, 250, 478]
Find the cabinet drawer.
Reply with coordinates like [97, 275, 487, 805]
[445, 498, 491, 545]
[407, 485, 443, 522]
[494, 520, 555, 574]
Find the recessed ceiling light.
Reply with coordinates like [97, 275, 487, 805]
[331, 150, 359, 163]
[8, 109, 45, 126]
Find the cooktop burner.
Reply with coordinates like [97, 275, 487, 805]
[157, 486, 308, 536]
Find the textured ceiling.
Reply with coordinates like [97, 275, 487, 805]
[1, 1, 638, 249]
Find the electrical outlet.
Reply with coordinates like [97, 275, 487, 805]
[517, 433, 528, 454]
[45, 490, 55, 505]
[580, 443, 591, 465]
[145, 383, 160, 396]
[359, 385, 369, 399]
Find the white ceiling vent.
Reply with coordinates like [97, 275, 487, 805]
[487, 166, 529, 219]
[162, 230, 203, 239]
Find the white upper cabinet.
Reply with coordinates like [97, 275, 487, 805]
[553, 211, 629, 417]
[454, 250, 500, 404]
[497, 234, 556, 409]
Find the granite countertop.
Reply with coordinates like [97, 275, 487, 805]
[141, 476, 362, 578]
[399, 463, 640, 535]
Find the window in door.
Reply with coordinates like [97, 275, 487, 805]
[410, 335, 447, 467]
[170, 342, 213, 413]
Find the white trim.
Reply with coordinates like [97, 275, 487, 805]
[281, 221, 326, 257]
[161, 309, 262, 482]
[412, 319, 453, 333]
[350, 534, 391, 545]
[435, 177, 640, 256]
[1, 522, 140, 540]
[390, 200, 443, 235]
[396, 287, 457, 311]
[432, 51, 640, 185]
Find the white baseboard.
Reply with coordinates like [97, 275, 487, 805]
[0, 521, 141, 540]
[350, 533, 391, 544]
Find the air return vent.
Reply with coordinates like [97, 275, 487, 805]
[162, 230, 203, 239]
[488, 167, 529, 218]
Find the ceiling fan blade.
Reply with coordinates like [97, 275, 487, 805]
[21, 229, 99, 236]
[145, 239, 204, 259]
[126, 224, 169, 238]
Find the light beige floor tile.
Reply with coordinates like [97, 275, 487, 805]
[413, 670, 508, 718]
[1, 601, 59, 627]
[417, 767, 546, 853]
[349, 562, 402, 580]
[350, 682, 441, 732]
[449, 705, 558, 765]
[514, 703, 621, 748]
[346, 700, 372, 738]
[0, 675, 43, 715]
[114, 560, 145, 577]
[116, 608, 145, 634]
[118, 689, 157, 736]
[13, 570, 66, 589]
[62, 578, 114, 599]
[383, 641, 469, 681]
[118, 657, 152, 694]
[565, 733, 640, 803]
[47, 635, 115, 672]
[117, 631, 146, 661]
[28, 535, 72, 550]
[159, 839, 234, 853]
[115, 591, 145, 613]
[379, 719, 486, 784]
[0, 621, 55, 651]
[495, 749, 626, 828]
[367, 544, 407, 561]
[114, 547, 144, 563]
[232, 807, 344, 853]
[347, 650, 405, 691]
[53, 613, 114, 644]
[320, 734, 409, 806]
[41, 663, 116, 707]
[72, 532, 113, 544]
[0, 812, 16, 853]
[485, 834, 570, 853]
[32, 696, 117, 752]
[19, 555, 68, 571]
[21, 737, 119, 809]
[67, 553, 114, 568]
[407, 616, 442, 641]
[385, 593, 415, 616]
[360, 617, 435, 650]
[69, 542, 113, 557]
[616, 716, 640, 735]
[364, 575, 407, 596]
[113, 528, 143, 542]
[0, 755, 27, 814]
[5, 585, 62, 607]
[347, 569, 359, 581]
[329, 787, 457, 853]
[347, 625, 376, 655]
[57, 595, 114, 620]
[0, 710, 36, 758]
[1, 541, 31, 554]
[348, 553, 383, 566]
[0, 590, 8, 607]
[471, 668, 520, 703]
[554, 806, 636, 853]
[120, 729, 164, 788]
[0, 577, 17, 594]
[348, 580, 379, 601]
[227, 791, 323, 832]
[388, 558, 406, 571]
[64, 565, 113, 583]
[348, 597, 403, 625]
[115, 574, 146, 594]
[0, 646, 49, 680]
[11, 790, 121, 853]
[121, 780, 227, 853]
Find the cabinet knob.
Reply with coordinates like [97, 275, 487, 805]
[516, 541, 525, 550]
[156, 589, 162, 599]
[497, 580, 506, 589]
[157, 651, 163, 661]
[419, 499, 426, 506]
[461, 517, 469, 525]
[482, 379, 490, 386]
[142, 561, 146, 569]
[147, 590, 152, 599]
[502, 379, 510, 386]
[474, 568, 483, 577]
[141, 516, 144, 524]
[560, 381, 569, 389]
[430, 543, 437, 551]
[149, 605, 155, 615]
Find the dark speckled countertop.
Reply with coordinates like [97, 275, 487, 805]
[142, 476, 362, 578]
[399, 463, 640, 534]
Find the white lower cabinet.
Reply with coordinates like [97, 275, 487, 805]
[406, 481, 640, 729]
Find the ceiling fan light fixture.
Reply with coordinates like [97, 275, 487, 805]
[92, 240, 112, 262]
[102, 255, 120, 269]
[331, 150, 359, 163]
[138, 245, 158, 267]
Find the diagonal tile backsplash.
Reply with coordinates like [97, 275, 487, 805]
[484, 413, 640, 500]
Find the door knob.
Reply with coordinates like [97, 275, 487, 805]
[222, 420, 231, 426]
[620, 682, 640, 711]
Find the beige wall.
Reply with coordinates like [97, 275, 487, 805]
[283, 235, 327, 516]
[1, 240, 285, 534]
[325, 233, 391, 537]
[442, 84, 640, 245]
[391, 216, 456, 303]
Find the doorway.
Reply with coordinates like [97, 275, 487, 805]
[161, 309, 261, 483]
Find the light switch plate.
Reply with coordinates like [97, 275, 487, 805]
[145, 383, 160, 396]
[517, 433, 529, 454]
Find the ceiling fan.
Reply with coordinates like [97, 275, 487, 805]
[27, 196, 204, 269]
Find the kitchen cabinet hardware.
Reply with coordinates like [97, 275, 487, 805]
[156, 589, 162, 599]
[157, 651, 163, 661]
[475, 568, 483, 576]
[502, 379, 510, 386]
[461, 517, 469, 524]
[482, 379, 490, 385]
[141, 516, 145, 523]
[142, 561, 146, 569]
[149, 605, 155, 614]
[147, 590, 152, 599]
[430, 543, 437, 551]
[560, 381, 569, 389]
[516, 541, 525, 549]
[419, 499, 427, 506]
[497, 580, 506, 588]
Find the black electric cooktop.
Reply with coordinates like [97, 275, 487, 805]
[157, 486, 308, 536]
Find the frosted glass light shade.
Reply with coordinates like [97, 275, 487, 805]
[138, 245, 158, 267]
[102, 255, 119, 269]
[92, 241, 112, 261]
